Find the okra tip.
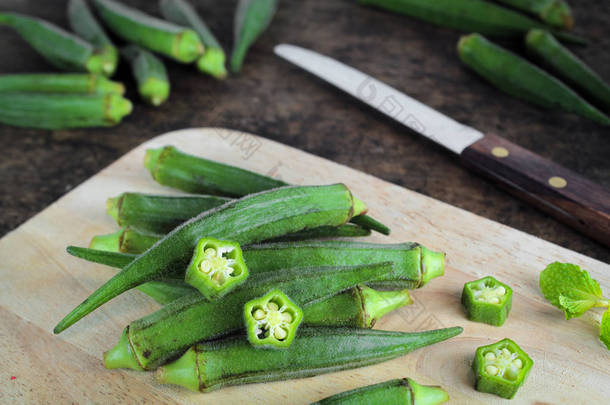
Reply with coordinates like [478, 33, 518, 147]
[144, 146, 168, 174]
[543, 1, 574, 30]
[106, 94, 133, 124]
[407, 377, 450, 405]
[176, 29, 205, 63]
[197, 47, 228, 79]
[154, 346, 199, 392]
[103, 328, 144, 371]
[106, 196, 121, 224]
[89, 228, 123, 252]
[420, 247, 445, 287]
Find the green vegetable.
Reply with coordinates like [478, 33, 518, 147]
[311, 378, 449, 405]
[54, 184, 366, 333]
[121, 45, 170, 106]
[539, 262, 608, 319]
[67, 0, 118, 76]
[92, 0, 204, 63]
[0, 12, 110, 73]
[185, 237, 249, 300]
[103, 262, 396, 370]
[135, 280, 195, 305]
[89, 227, 159, 254]
[145, 145, 390, 235]
[159, 0, 227, 79]
[69, 240, 445, 290]
[245, 289, 303, 349]
[155, 326, 463, 392]
[357, 0, 585, 45]
[0, 73, 124, 95]
[462, 276, 512, 326]
[526, 29, 610, 112]
[458, 33, 609, 126]
[0, 92, 132, 130]
[601, 309, 610, 350]
[231, 0, 278, 73]
[495, 0, 573, 29]
[472, 338, 533, 399]
[106, 192, 369, 238]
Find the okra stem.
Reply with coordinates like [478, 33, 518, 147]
[71, 239, 444, 289]
[54, 184, 361, 334]
[311, 378, 449, 405]
[0, 74, 124, 95]
[103, 262, 396, 370]
[89, 227, 160, 254]
[155, 326, 463, 392]
[145, 145, 390, 235]
[159, 0, 228, 79]
[92, 0, 204, 63]
[67, 0, 118, 76]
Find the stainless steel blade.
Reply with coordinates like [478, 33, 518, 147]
[274, 44, 484, 154]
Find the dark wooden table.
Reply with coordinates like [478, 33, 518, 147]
[1, 0, 608, 262]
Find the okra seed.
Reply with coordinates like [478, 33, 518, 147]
[513, 358, 523, 368]
[253, 309, 266, 320]
[495, 286, 506, 295]
[486, 365, 499, 376]
[502, 348, 511, 357]
[204, 248, 217, 257]
[274, 327, 288, 340]
[485, 352, 496, 361]
[267, 301, 279, 311]
[489, 297, 500, 304]
[281, 312, 293, 323]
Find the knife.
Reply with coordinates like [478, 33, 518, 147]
[274, 44, 610, 247]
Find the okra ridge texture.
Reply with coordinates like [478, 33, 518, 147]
[54, 183, 362, 334]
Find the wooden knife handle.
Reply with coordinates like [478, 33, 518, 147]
[461, 133, 610, 247]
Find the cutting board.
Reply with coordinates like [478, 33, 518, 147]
[0, 128, 608, 405]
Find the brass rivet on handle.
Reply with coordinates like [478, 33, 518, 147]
[549, 176, 567, 188]
[491, 147, 509, 158]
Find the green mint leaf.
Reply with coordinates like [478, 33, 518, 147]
[601, 308, 610, 351]
[539, 262, 603, 318]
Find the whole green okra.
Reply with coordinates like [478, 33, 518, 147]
[0, 74, 124, 95]
[311, 378, 449, 405]
[155, 326, 463, 392]
[231, 0, 278, 72]
[145, 145, 390, 235]
[54, 184, 366, 334]
[69, 239, 445, 290]
[103, 262, 395, 370]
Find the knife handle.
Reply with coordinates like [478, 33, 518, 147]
[460, 133, 610, 247]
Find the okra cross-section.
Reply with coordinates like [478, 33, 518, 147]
[462, 276, 512, 326]
[245, 289, 303, 348]
[185, 238, 248, 300]
[472, 338, 533, 399]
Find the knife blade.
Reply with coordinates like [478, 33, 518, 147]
[274, 44, 610, 247]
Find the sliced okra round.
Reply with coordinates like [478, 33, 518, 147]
[472, 338, 533, 399]
[185, 237, 248, 300]
[244, 289, 303, 349]
[462, 276, 512, 326]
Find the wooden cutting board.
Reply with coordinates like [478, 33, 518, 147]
[0, 128, 608, 405]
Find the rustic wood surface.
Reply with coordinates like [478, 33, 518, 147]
[0, 0, 608, 264]
[0, 128, 609, 404]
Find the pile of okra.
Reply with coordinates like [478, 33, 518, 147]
[0, 0, 279, 129]
[57, 143, 576, 402]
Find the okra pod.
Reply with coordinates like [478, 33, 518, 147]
[92, 0, 204, 63]
[0, 12, 110, 73]
[458, 33, 609, 125]
[0, 92, 132, 129]
[145, 145, 390, 235]
[159, 0, 228, 79]
[67, 0, 118, 76]
[103, 262, 395, 370]
[311, 378, 449, 405]
[107, 192, 369, 237]
[526, 29, 610, 112]
[73, 239, 444, 289]
[357, 0, 585, 45]
[495, 0, 572, 29]
[54, 184, 365, 333]
[136, 280, 195, 305]
[462, 276, 513, 326]
[121, 45, 170, 106]
[0, 74, 124, 95]
[231, 0, 278, 73]
[155, 326, 463, 392]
